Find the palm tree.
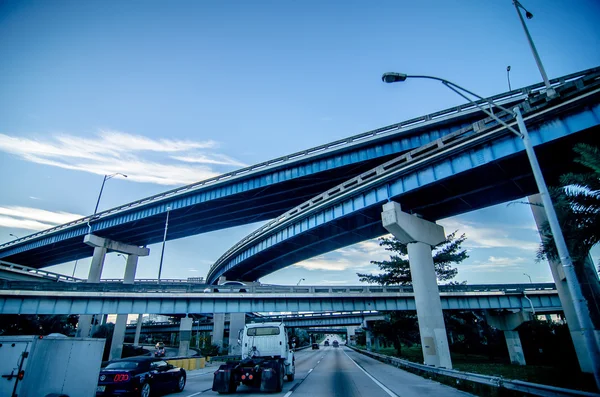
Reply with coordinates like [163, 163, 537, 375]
[536, 143, 600, 330]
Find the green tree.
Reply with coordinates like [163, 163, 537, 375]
[536, 143, 600, 329]
[357, 231, 468, 356]
[357, 231, 468, 285]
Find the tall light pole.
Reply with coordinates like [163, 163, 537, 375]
[297, 278, 305, 286]
[157, 207, 171, 283]
[512, 0, 555, 97]
[381, 71, 600, 388]
[523, 273, 533, 284]
[71, 259, 79, 278]
[9, 233, 19, 240]
[88, 173, 128, 234]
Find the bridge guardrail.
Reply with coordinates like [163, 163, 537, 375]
[3, 67, 598, 254]
[208, 67, 600, 282]
[0, 260, 81, 282]
[349, 346, 600, 397]
[0, 280, 556, 294]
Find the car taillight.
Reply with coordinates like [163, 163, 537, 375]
[114, 374, 130, 382]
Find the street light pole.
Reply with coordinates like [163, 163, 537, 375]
[297, 278, 305, 286]
[157, 207, 171, 283]
[9, 233, 19, 240]
[381, 72, 600, 388]
[523, 273, 532, 284]
[88, 173, 127, 234]
[72, 259, 79, 278]
[512, 0, 554, 96]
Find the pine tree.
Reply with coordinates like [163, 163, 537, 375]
[357, 231, 468, 285]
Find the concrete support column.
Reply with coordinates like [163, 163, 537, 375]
[365, 328, 373, 351]
[486, 310, 532, 366]
[347, 326, 357, 346]
[134, 314, 143, 347]
[212, 313, 225, 353]
[374, 336, 381, 351]
[109, 314, 128, 360]
[110, 254, 139, 360]
[76, 246, 108, 338]
[170, 333, 176, 346]
[504, 331, 526, 365]
[381, 202, 452, 369]
[178, 316, 194, 357]
[228, 313, 246, 355]
[529, 194, 597, 373]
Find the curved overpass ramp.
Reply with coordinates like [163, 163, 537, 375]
[208, 72, 600, 283]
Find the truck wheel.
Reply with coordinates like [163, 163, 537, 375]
[287, 372, 295, 381]
[276, 362, 284, 392]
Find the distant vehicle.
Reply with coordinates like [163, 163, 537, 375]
[324, 340, 330, 346]
[332, 341, 339, 348]
[154, 346, 166, 357]
[155, 342, 165, 349]
[312, 343, 319, 350]
[208, 281, 255, 293]
[96, 357, 186, 397]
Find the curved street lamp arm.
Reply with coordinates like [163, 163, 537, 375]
[405, 75, 523, 137]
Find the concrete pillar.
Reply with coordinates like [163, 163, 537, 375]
[109, 314, 128, 360]
[365, 328, 373, 351]
[529, 194, 597, 373]
[504, 331, 526, 365]
[486, 310, 532, 366]
[213, 313, 225, 353]
[178, 316, 194, 357]
[110, 254, 139, 360]
[228, 313, 246, 355]
[347, 326, 357, 346]
[374, 336, 381, 351]
[134, 314, 143, 347]
[76, 246, 108, 337]
[381, 202, 452, 369]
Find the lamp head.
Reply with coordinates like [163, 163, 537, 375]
[382, 72, 408, 83]
[525, 11, 533, 19]
[507, 65, 511, 72]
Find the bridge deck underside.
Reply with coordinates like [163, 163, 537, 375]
[220, 122, 600, 282]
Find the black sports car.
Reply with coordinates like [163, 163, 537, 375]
[96, 356, 186, 397]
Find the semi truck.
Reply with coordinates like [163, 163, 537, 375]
[0, 335, 105, 397]
[212, 322, 295, 394]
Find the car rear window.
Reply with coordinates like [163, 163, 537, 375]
[247, 326, 280, 336]
[106, 362, 139, 370]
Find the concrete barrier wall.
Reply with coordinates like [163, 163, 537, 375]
[167, 357, 205, 370]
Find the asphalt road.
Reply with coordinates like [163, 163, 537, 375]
[177, 345, 475, 397]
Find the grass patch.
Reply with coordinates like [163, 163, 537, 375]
[357, 344, 596, 393]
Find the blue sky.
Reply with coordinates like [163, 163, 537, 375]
[1, 0, 599, 286]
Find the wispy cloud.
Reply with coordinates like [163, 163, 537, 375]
[294, 239, 390, 272]
[439, 218, 539, 251]
[29, 196, 42, 200]
[0, 130, 246, 186]
[461, 256, 528, 272]
[0, 206, 83, 231]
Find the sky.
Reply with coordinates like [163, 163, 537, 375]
[1, 0, 599, 287]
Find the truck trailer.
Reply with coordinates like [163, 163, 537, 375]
[0, 335, 105, 397]
[212, 322, 295, 394]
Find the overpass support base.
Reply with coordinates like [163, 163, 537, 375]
[228, 313, 245, 355]
[110, 254, 141, 360]
[134, 314, 143, 347]
[382, 201, 452, 369]
[213, 313, 225, 354]
[529, 194, 599, 373]
[486, 310, 532, 366]
[347, 326, 358, 346]
[178, 316, 193, 357]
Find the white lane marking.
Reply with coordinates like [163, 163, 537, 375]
[284, 392, 293, 397]
[343, 350, 398, 397]
[317, 361, 320, 364]
[308, 368, 313, 374]
[184, 392, 204, 397]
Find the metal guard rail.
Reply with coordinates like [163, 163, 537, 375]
[209, 70, 600, 278]
[0, 280, 556, 294]
[0, 260, 80, 282]
[349, 346, 600, 397]
[2, 67, 598, 252]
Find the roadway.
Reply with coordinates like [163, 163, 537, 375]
[179, 342, 473, 397]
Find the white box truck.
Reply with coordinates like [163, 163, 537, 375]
[0, 335, 105, 397]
